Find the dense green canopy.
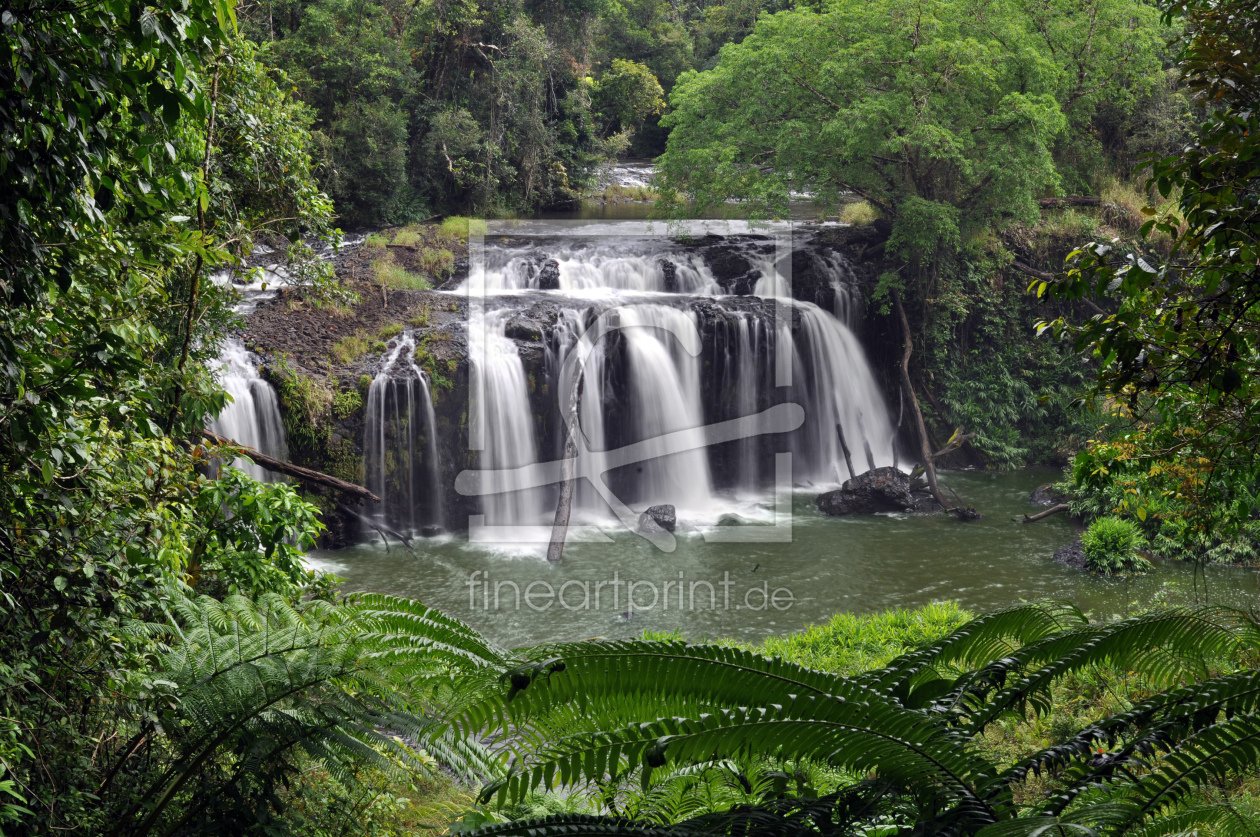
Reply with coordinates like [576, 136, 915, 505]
[658, 0, 1163, 255]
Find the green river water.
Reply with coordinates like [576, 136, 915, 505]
[309, 469, 1260, 649]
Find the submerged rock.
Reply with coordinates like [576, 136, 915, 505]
[816, 466, 914, 516]
[1030, 482, 1068, 506]
[717, 513, 753, 526]
[638, 504, 676, 533]
[1053, 539, 1089, 570]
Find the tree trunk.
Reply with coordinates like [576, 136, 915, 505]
[1038, 196, 1100, 207]
[835, 421, 855, 480]
[892, 290, 949, 511]
[546, 368, 585, 563]
[198, 430, 380, 503]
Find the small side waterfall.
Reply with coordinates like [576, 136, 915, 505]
[208, 339, 288, 481]
[364, 333, 444, 534]
[790, 306, 896, 485]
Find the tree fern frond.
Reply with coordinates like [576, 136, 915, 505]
[452, 640, 853, 741]
[489, 695, 999, 826]
[1005, 669, 1260, 793]
[1124, 801, 1260, 837]
[953, 607, 1255, 735]
[853, 601, 1088, 699]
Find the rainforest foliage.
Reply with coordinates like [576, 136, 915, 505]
[240, 0, 764, 223]
[3, 0, 1260, 835]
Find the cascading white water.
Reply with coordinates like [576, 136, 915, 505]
[608, 304, 714, 510]
[453, 229, 901, 532]
[364, 333, 444, 533]
[208, 338, 288, 481]
[790, 306, 897, 485]
[481, 240, 721, 294]
[468, 311, 549, 526]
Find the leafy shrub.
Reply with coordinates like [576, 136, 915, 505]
[1081, 516, 1149, 575]
[1067, 434, 1260, 565]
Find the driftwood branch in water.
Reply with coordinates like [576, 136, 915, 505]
[547, 367, 585, 563]
[338, 504, 414, 549]
[893, 290, 950, 512]
[198, 430, 381, 503]
[1022, 503, 1070, 523]
[1039, 196, 1100, 208]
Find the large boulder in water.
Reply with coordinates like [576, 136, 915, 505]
[1053, 539, 1089, 570]
[638, 504, 676, 533]
[1030, 482, 1068, 506]
[817, 466, 914, 516]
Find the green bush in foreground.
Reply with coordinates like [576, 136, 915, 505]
[1082, 516, 1150, 575]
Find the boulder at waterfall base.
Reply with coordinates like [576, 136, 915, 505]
[638, 504, 677, 533]
[817, 466, 914, 515]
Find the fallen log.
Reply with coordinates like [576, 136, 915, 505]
[1011, 259, 1055, 282]
[198, 429, 381, 503]
[1022, 503, 1070, 523]
[1039, 196, 1100, 208]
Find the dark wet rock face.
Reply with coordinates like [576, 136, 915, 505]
[636, 515, 667, 537]
[658, 259, 678, 293]
[817, 466, 914, 515]
[536, 259, 561, 290]
[1030, 482, 1068, 506]
[639, 504, 676, 533]
[1054, 539, 1088, 570]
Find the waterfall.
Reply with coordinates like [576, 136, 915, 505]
[446, 229, 901, 533]
[364, 333, 444, 534]
[468, 311, 549, 526]
[790, 306, 896, 485]
[208, 338, 288, 482]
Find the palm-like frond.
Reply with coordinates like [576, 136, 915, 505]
[119, 590, 507, 837]
[458, 604, 1260, 837]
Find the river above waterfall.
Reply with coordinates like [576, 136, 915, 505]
[307, 468, 1260, 649]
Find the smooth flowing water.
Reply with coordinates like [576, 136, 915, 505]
[208, 338, 288, 481]
[308, 468, 1260, 649]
